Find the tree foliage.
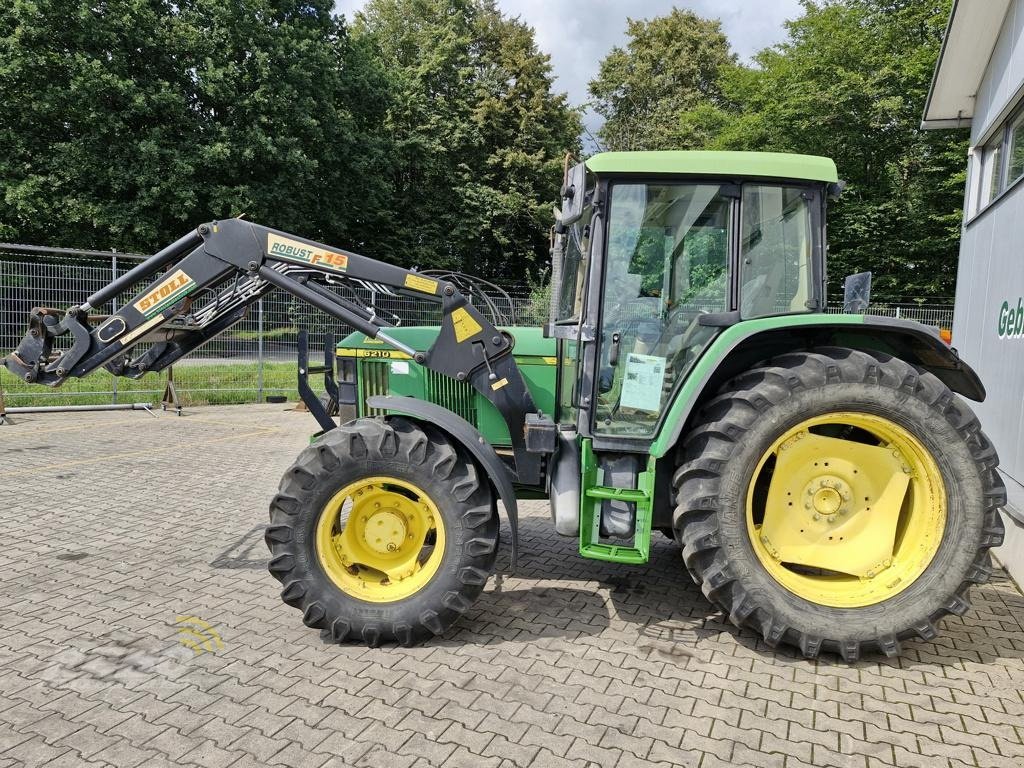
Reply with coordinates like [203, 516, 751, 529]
[353, 0, 581, 276]
[591, 0, 967, 300]
[0, 0, 392, 251]
[0, 0, 579, 283]
[588, 9, 735, 152]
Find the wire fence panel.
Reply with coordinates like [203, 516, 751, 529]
[0, 244, 953, 408]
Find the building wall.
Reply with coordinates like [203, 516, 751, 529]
[973, 1, 1024, 135]
[957, 0, 1024, 584]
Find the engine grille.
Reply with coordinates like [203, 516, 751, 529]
[360, 361, 390, 416]
[425, 369, 477, 426]
[358, 362, 477, 428]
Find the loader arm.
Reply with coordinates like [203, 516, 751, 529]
[3, 218, 543, 483]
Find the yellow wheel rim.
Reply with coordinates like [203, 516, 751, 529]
[746, 412, 946, 608]
[315, 476, 446, 603]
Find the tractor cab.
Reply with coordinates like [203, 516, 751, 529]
[548, 151, 836, 442]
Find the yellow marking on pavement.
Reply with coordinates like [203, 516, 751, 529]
[0, 428, 279, 479]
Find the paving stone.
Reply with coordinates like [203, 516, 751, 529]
[0, 405, 1021, 768]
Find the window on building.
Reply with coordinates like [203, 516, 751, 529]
[978, 133, 1003, 210]
[1008, 112, 1024, 184]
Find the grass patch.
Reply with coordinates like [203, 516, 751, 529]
[229, 326, 297, 341]
[0, 361, 324, 408]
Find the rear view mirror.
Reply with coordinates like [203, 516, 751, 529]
[559, 162, 587, 228]
[843, 271, 872, 313]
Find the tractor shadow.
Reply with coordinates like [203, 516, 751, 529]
[210, 515, 1024, 667]
[464, 514, 1024, 668]
[456, 513, 733, 650]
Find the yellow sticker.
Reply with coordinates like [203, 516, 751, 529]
[491, 377, 509, 391]
[335, 348, 412, 360]
[267, 233, 349, 272]
[404, 273, 439, 294]
[451, 307, 483, 343]
[132, 269, 196, 318]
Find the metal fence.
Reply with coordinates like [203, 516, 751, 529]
[0, 245, 546, 408]
[0, 244, 954, 408]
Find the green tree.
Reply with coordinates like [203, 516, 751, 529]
[677, 0, 966, 299]
[588, 9, 736, 151]
[0, 0, 391, 252]
[354, 0, 581, 279]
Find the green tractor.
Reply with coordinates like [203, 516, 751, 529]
[5, 151, 1005, 660]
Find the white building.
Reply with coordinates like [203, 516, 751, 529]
[923, 0, 1024, 585]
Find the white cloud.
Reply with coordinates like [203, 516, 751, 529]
[335, 0, 803, 143]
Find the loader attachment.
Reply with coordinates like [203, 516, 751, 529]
[3, 219, 547, 484]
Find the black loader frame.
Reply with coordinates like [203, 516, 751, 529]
[3, 219, 554, 557]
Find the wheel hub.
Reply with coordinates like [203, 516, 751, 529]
[804, 475, 852, 519]
[363, 509, 408, 555]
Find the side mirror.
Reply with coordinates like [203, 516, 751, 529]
[843, 271, 872, 314]
[559, 162, 587, 227]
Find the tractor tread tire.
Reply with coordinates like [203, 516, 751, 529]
[266, 416, 498, 647]
[673, 347, 1005, 661]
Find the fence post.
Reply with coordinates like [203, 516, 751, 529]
[111, 253, 118, 405]
[257, 298, 264, 403]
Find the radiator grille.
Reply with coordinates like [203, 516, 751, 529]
[360, 361, 390, 416]
[424, 370, 477, 426]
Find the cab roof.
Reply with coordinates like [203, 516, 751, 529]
[585, 151, 839, 183]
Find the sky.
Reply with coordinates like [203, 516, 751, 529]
[334, 0, 804, 142]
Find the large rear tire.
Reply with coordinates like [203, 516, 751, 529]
[266, 416, 498, 647]
[673, 347, 1005, 661]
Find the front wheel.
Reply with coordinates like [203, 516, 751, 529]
[266, 417, 498, 646]
[673, 347, 1005, 660]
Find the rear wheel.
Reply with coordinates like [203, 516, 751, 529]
[266, 416, 498, 646]
[673, 347, 1005, 660]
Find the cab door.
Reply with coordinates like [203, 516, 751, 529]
[550, 194, 594, 428]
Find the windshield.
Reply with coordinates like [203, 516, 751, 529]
[595, 182, 731, 436]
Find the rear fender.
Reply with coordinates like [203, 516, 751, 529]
[366, 395, 520, 569]
[651, 314, 984, 459]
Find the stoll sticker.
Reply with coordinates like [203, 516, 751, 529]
[133, 269, 197, 318]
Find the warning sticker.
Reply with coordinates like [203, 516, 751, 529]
[491, 377, 509, 391]
[404, 273, 439, 294]
[451, 307, 483, 343]
[619, 353, 666, 412]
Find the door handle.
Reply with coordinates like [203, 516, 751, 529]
[609, 332, 622, 366]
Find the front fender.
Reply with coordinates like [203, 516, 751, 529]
[366, 395, 520, 569]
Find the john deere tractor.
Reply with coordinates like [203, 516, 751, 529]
[4, 151, 1005, 660]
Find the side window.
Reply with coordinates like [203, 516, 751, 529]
[740, 185, 813, 318]
[555, 207, 593, 322]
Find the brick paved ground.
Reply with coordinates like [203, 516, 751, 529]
[0, 404, 1023, 768]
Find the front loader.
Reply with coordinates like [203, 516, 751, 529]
[4, 151, 1006, 660]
